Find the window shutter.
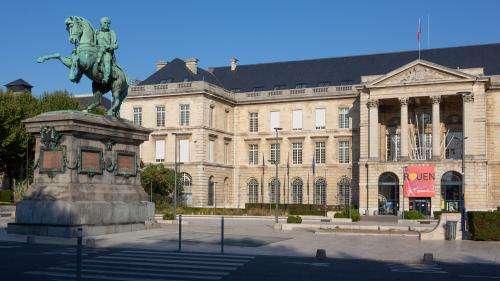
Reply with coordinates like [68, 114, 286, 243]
[270, 111, 280, 131]
[315, 108, 326, 129]
[179, 139, 189, 162]
[292, 110, 302, 130]
[155, 140, 165, 161]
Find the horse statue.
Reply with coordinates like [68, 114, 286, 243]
[37, 16, 128, 117]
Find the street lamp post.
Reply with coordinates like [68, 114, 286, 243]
[461, 136, 468, 239]
[273, 127, 282, 223]
[173, 133, 178, 220]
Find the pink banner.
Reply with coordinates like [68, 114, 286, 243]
[403, 165, 436, 198]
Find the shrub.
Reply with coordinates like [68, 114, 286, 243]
[334, 208, 360, 222]
[0, 189, 13, 203]
[163, 213, 175, 220]
[403, 210, 425, 220]
[244, 203, 341, 216]
[467, 210, 500, 241]
[433, 210, 459, 220]
[287, 215, 302, 224]
[12, 179, 29, 203]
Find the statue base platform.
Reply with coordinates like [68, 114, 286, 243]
[7, 110, 154, 237]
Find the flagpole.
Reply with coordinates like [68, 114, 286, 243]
[418, 18, 421, 59]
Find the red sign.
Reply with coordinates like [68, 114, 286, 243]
[403, 165, 436, 197]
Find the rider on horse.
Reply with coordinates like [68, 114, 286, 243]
[96, 17, 118, 84]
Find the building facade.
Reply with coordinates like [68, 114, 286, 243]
[121, 43, 500, 215]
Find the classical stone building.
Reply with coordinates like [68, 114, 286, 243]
[121, 43, 500, 216]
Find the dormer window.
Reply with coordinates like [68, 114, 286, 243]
[295, 83, 307, 89]
[253, 86, 263, 92]
[183, 77, 190, 82]
[317, 82, 330, 87]
[273, 85, 286, 90]
[231, 88, 241, 93]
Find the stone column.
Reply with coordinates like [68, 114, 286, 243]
[399, 97, 409, 160]
[462, 92, 474, 156]
[431, 95, 442, 159]
[367, 99, 379, 159]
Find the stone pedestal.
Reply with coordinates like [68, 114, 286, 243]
[7, 110, 153, 237]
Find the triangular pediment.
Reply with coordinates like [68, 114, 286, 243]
[367, 60, 477, 87]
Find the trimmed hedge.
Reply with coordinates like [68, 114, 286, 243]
[287, 215, 302, 224]
[0, 189, 13, 203]
[467, 210, 500, 241]
[245, 203, 341, 216]
[403, 210, 425, 220]
[334, 208, 361, 222]
[433, 210, 459, 220]
[163, 213, 175, 220]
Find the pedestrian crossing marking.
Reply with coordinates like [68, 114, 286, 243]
[24, 249, 254, 280]
[387, 262, 447, 274]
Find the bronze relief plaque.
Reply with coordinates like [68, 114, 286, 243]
[116, 151, 137, 177]
[78, 147, 103, 175]
[39, 147, 65, 175]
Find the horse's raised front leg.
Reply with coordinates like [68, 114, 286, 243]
[36, 53, 73, 69]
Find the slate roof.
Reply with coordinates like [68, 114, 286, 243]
[139, 58, 223, 87]
[140, 43, 500, 92]
[74, 95, 112, 110]
[4, 79, 33, 88]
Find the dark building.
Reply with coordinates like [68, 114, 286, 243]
[4, 79, 33, 93]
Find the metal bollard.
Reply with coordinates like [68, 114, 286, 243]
[76, 227, 83, 281]
[221, 216, 224, 254]
[178, 215, 182, 252]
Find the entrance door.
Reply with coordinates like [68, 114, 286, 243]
[378, 172, 399, 215]
[409, 198, 431, 217]
[441, 171, 462, 212]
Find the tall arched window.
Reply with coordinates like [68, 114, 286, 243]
[268, 178, 280, 204]
[314, 178, 326, 205]
[208, 176, 214, 206]
[180, 172, 192, 205]
[291, 178, 303, 204]
[247, 178, 259, 203]
[338, 177, 351, 208]
[441, 171, 462, 212]
[378, 172, 399, 215]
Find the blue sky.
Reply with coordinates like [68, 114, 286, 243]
[1, 0, 500, 95]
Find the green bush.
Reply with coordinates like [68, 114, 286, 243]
[287, 215, 302, 224]
[468, 210, 500, 241]
[163, 213, 175, 220]
[0, 189, 13, 203]
[334, 208, 360, 222]
[403, 210, 425, 220]
[244, 203, 341, 216]
[433, 210, 459, 220]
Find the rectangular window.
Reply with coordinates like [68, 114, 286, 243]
[315, 141, 326, 164]
[338, 107, 349, 129]
[386, 134, 400, 161]
[224, 142, 229, 164]
[270, 143, 280, 164]
[209, 106, 214, 128]
[292, 109, 303, 130]
[248, 144, 259, 165]
[270, 111, 280, 132]
[292, 142, 303, 164]
[339, 140, 350, 164]
[156, 106, 165, 127]
[179, 139, 189, 162]
[180, 104, 190, 126]
[315, 108, 326, 130]
[208, 140, 215, 162]
[155, 140, 165, 163]
[249, 112, 258, 132]
[133, 107, 142, 125]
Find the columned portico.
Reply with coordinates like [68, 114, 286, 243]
[431, 95, 441, 159]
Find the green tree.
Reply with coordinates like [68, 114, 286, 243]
[140, 164, 183, 205]
[0, 91, 38, 180]
[38, 90, 80, 112]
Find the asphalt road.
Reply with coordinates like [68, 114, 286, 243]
[0, 241, 498, 281]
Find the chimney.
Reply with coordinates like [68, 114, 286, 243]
[156, 60, 167, 71]
[230, 57, 238, 71]
[185, 58, 198, 74]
